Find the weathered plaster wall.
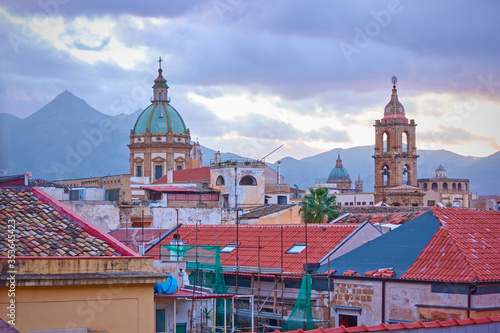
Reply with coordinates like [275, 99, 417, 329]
[255, 205, 301, 225]
[0, 284, 155, 333]
[151, 207, 222, 228]
[332, 279, 382, 326]
[211, 166, 265, 209]
[62, 200, 120, 232]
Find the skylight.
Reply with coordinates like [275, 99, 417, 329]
[221, 243, 239, 253]
[286, 243, 307, 254]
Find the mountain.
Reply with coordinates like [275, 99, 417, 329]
[1, 91, 498, 195]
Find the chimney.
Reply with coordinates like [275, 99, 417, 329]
[24, 172, 32, 186]
[167, 169, 173, 183]
[214, 151, 221, 164]
[277, 161, 281, 185]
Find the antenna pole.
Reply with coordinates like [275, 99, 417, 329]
[259, 144, 284, 162]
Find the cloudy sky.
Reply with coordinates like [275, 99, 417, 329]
[1, 0, 499, 162]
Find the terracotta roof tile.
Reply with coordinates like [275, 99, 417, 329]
[277, 316, 500, 333]
[402, 207, 500, 282]
[0, 188, 135, 257]
[120, 224, 359, 273]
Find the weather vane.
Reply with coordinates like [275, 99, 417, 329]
[392, 75, 397, 88]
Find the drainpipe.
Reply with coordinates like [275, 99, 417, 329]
[467, 280, 478, 318]
[381, 280, 386, 324]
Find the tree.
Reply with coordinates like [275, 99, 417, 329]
[299, 188, 339, 224]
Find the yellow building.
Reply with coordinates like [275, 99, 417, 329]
[418, 165, 471, 207]
[0, 187, 165, 332]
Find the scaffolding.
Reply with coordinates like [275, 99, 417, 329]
[161, 229, 335, 333]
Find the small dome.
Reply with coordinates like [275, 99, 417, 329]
[133, 103, 187, 134]
[436, 165, 446, 171]
[328, 167, 350, 180]
[328, 153, 350, 180]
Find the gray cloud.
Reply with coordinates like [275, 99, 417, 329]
[420, 126, 500, 150]
[2, 0, 500, 120]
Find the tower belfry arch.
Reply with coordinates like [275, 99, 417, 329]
[373, 77, 423, 206]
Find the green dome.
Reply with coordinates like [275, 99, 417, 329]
[133, 103, 188, 134]
[328, 153, 350, 180]
[328, 166, 350, 180]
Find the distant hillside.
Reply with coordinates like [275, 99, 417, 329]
[273, 147, 498, 195]
[1, 91, 498, 195]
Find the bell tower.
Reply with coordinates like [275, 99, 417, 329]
[373, 77, 419, 204]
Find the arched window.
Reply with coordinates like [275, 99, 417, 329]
[402, 132, 409, 153]
[458, 183, 462, 191]
[403, 165, 410, 185]
[423, 183, 428, 190]
[239, 175, 257, 186]
[382, 165, 390, 186]
[452, 183, 456, 191]
[443, 183, 448, 192]
[383, 132, 390, 153]
[431, 182, 438, 191]
[216, 175, 225, 186]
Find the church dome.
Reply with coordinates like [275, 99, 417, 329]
[328, 166, 350, 180]
[384, 76, 405, 116]
[132, 103, 188, 134]
[328, 153, 350, 180]
[132, 57, 188, 135]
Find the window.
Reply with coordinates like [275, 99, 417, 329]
[221, 243, 240, 253]
[156, 309, 166, 333]
[362, 202, 366, 205]
[155, 165, 163, 180]
[357, 202, 361, 205]
[383, 132, 390, 153]
[402, 132, 409, 153]
[427, 200, 436, 207]
[216, 175, 225, 186]
[432, 182, 438, 191]
[403, 165, 410, 185]
[278, 195, 287, 204]
[423, 183, 428, 190]
[339, 314, 357, 327]
[369, 201, 374, 205]
[458, 183, 462, 191]
[137, 165, 142, 177]
[286, 243, 307, 254]
[239, 175, 257, 186]
[382, 165, 390, 186]
[452, 183, 457, 191]
[443, 182, 448, 192]
[177, 165, 182, 170]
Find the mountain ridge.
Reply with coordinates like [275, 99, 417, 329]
[0, 91, 498, 195]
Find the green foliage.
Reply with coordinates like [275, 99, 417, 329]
[299, 187, 339, 223]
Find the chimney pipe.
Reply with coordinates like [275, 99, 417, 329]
[24, 172, 32, 187]
[167, 169, 173, 183]
[277, 161, 281, 185]
[214, 151, 221, 164]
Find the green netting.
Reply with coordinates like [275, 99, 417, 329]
[282, 274, 313, 331]
[162, 244, 231, 331]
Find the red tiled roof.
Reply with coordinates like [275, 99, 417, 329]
[144, 224, 359, 273]
[0, 188, 137, 257]
[143, 186, 200, 192]
[276, 316, 500, 333]
[335, 212, 425, 225]
[154, 167, 210, 184]
[402, 207, 500, 282]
